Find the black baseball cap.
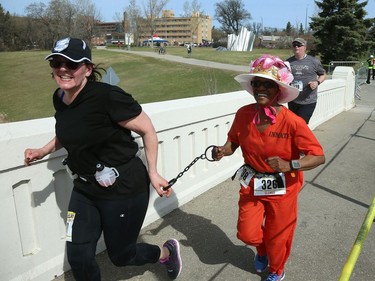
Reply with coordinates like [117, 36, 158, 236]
[44, 37, 92, 62]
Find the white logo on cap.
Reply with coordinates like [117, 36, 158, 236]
[54, 38, 70, 52]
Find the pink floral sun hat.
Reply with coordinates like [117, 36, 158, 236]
[234, 54, 299, 103]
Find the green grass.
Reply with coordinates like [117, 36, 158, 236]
[0, 51, 57, 122]
[119, 45, 293, 65]
[0, 46, 292, 122]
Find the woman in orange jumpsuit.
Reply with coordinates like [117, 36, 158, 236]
[213, 54, 325, 281]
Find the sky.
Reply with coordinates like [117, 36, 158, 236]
[2, 0, 375, 29]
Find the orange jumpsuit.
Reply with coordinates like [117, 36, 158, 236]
[228, 104, 324, 275]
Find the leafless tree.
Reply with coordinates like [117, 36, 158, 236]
[214, 0, 251, 35]
[48, 0, 76, 38]
[142, 0, 169, 47]
[25, 2, 56, 45]
[251, 22, 262, 35]
[182, 0, 207, 44]
[125, 0, 143, 46]
[74, 0, 101, 41]
[182, 0, 202, 17]
[25, 0, 100, 47]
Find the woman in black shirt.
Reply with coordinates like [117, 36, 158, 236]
[24, 37, 182, 280]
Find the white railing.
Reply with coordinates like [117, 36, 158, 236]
[0, 67, 355, 281]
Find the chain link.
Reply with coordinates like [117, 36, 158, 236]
[163, 145, 216, 190]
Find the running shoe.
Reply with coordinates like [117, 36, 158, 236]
[265, 271, 285, 281]
[254, 254, 268, 273]
[160, 239, 182, 279]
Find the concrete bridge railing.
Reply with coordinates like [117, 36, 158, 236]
[0, 67, 355, 281]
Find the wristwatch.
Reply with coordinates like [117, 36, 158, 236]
[316, 80, 321, 85]
[290, 160, 301, 170]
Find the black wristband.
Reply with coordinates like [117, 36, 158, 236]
[316, 80, 321, 85]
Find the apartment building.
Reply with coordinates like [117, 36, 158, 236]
[93, 10, 212, 46]
[138, 10, 212, 45]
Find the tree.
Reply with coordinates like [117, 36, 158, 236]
[211, 26, 226, 46]
[0, 4, 13, 50]
[125, 0, 142, 45]
[25, 0, 100, 48]
[214, 0, 251, 35]
[182, 0, 207, 44]
[25, 2, 56, 47]
[285, 22, 292, 36]
[74, 0, 101, 40]
[182, 0, 202, 17]
[299, 23, 304, 35]
[0, 5, 32, 51]
[310, 0, 374, 64]
[47, 0, 76, 37]
[369, 22, 375, 53]
[249, 22, 262, 35]
[142, 0, 169, 47]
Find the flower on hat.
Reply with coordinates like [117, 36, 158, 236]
[278, 65, 294, 84]
[249, 54, 294, 85]
[234, 54, 299, 104]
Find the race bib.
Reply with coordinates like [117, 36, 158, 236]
[290, 80, 303, 92]
[253, 173, 286, 196]
[235, 165, 255, 188]
[66, 211, 76, 242]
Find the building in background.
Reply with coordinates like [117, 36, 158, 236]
[258, 35, 281, 48]
[93, 21, 132, 46]
[138, 10, 212, 46]
[93, 10, 212, 47]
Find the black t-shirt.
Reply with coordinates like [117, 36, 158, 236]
[53, 81, 149, 199]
